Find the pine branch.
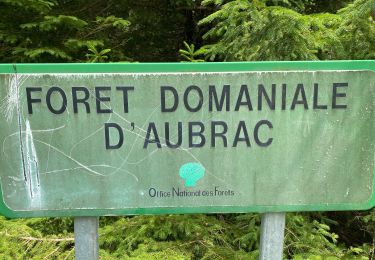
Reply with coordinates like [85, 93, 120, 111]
[42, 246, 60, 259]
[18, 236, 74, 242]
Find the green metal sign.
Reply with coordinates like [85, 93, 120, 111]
[0, 61, 374, 218]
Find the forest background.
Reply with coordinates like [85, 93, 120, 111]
[0, 0, 374, 259]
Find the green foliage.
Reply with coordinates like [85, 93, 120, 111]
[20, 15, 88, 31]
[96, 16, 131, 32]
[0, 0, 208, 62]
[63, 39, 104, 51]
[2, 212, 373, 258]
[120, 0, 202, 61]
[86, 44, 111, 62]
[265, 0, 314, 13]
[0, 0, 131, 62]
[199, 0, 375, 61]
[285, 212, 375, 259]
[99, 214, 252, 259]
[14, 47, 73, 61]
[179, 41, 206, 62]
[337, 0, 375, 59]
[0, 0, 56, 13]
[0, 217, 74, 259]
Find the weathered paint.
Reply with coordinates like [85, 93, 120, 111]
[0, 61, 374, 218]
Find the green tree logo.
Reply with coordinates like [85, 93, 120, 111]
[179, 163, 205, 187]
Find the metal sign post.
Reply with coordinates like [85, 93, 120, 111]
[259, 212, 286, 260]
[74, 217, 99, 260]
